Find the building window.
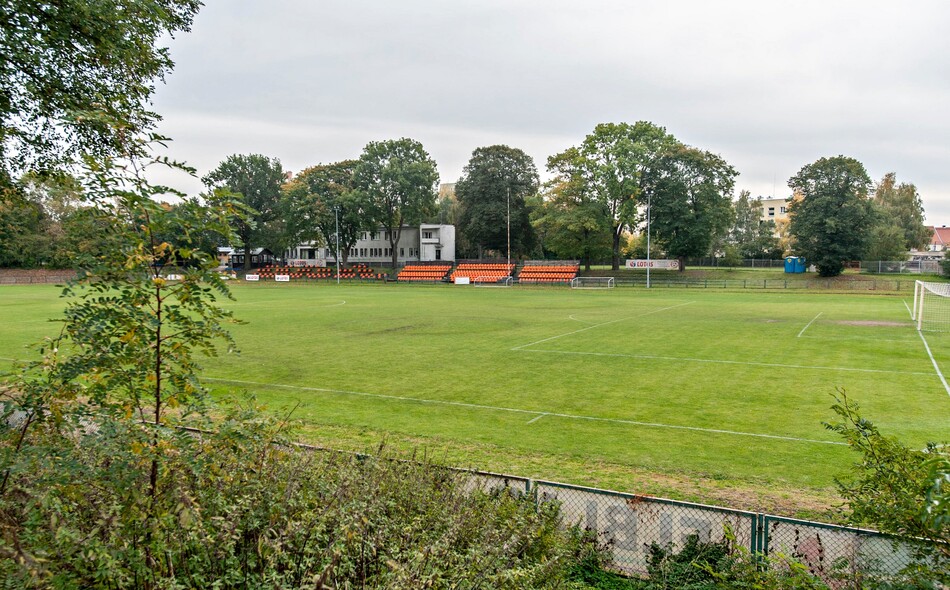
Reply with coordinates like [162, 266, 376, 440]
[385, 231, 390, 241]
[400, 247, 405, 257]
[780, 206, 786, 213]
[435, 249, 441, 260]
[423, 231, 433, 239]
[768, 207, 775, 216]
[370, 231, 378, 240]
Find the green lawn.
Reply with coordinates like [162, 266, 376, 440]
[2, 282, 948, 517]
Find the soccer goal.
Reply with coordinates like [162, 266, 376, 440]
[570, 277, 615, 289]
[912, 280, 950, 331]
[474, 275, 513, 287]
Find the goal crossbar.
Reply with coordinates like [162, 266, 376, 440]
[571, 277, 615, 289]
[473, 275, 513, 287]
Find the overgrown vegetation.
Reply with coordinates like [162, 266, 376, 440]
[825, 391, 949, 587]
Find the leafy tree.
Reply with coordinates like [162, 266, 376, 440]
[647, 145, 737, 271]
[284, 160, 369, 266]
[434, 183, 461, 226]
[787, 156, 874, 277]
[534, 150, 613, 270]
[864, 217, 909, 261]
[825, 392, 949, 584]
[0, 189, 51, 267]
[873, 173, 930, 251]
[202, 154, 286, 270]
[0, 0, 201, 188]
[549, 122, 676, 270]
[729, 190, 780, 259]
[353, 138, 439, 269]
[455, 145, 539, 260]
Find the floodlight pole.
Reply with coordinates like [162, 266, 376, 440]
[506, 186, 511, 269]
[334, 206, 340, 285]
[646, 193, 652, 289]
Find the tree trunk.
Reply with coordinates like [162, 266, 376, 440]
[389, 225, 401, 270]
[390, 235, 398, 270]
[611, 230, 621, 270]
[678, 256, 686, 272]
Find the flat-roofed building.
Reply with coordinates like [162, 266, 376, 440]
[286, 224, 455, 267]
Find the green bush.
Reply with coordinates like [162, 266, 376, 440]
[0, 399, 588, 588]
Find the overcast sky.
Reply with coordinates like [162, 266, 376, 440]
[150, 0, 950, 223]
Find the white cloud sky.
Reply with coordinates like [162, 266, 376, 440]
[149, 0, 950, 223]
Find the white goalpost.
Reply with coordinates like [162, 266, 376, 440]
[473, 276, 513, 287]
[570, 277, 615, 289]
[912, 280, 950, 331]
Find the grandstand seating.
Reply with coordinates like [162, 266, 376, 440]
[396, 264, 452, 282]
[450, 262, 516, 284]
[517, 263, 579, 284]
[250, 264, 385, 281]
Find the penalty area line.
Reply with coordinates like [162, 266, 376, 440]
[205, 376, 844, 446]
[513, 301, 695, 351]
[516, 348, 933, 376]
[797, 312, 823, 338]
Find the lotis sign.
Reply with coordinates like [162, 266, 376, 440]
[625, 259, 680, 270]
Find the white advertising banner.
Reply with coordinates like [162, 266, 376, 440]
[625, 259, 680, 270]
[455, 277, 471, 285]
[164, 274, 182, 281]
[244, 274, 259, 281]
[275, 275, 290, 282]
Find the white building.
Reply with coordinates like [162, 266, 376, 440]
[286, 224, 455, 267]
[757, 196, 790, 224]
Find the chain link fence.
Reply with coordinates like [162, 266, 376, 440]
[464, 470, 926, 585]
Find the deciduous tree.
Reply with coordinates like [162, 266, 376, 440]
[872, 173, 930, 252]
[729, 190, 780, 259]
[353, 138, 439, 269]
[202, 154, 286, 270]
[647, 145, 737, 270]
[456, 145, 539, 260]
[284, 160, 368, 266]
[787, 156, 873, 277]
[0, 0, 201, 187]
[549, 122, 676, 270]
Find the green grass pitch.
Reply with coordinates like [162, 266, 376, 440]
[2, 282, 949, 508]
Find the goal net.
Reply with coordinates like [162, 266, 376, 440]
[571, 277, 615, 289]
[912, 280, 950, 331]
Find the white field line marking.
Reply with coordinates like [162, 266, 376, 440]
[567, 314, 593, 324]
[917, 330, 950, 398]
[903, 299, 913, 319]
[798, 335, 918, 344]
[513, 301, 695, 351]
[226, 299, 346, 308]
[526, 413, 547, 424]
[797, 312, 823, 338]
[516, 348, 933, 376]
[205, 377, 843, 446]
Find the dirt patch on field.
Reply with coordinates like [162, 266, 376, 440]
[836, 320, 907, 327]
